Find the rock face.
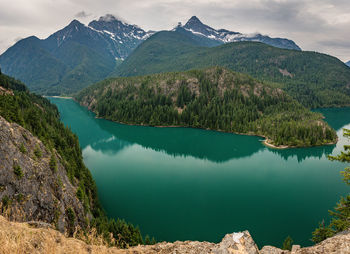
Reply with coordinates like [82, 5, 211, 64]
[0, 216, 349, 254]
[0, 115, 87, 233]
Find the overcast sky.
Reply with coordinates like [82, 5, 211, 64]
[0, 0, 349, 62]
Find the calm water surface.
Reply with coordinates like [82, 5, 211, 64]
[50, 98, 349, 247]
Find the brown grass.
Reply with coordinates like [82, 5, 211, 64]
[0, 215, 125, 254]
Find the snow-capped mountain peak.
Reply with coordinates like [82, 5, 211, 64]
[181, 16, 301, 50]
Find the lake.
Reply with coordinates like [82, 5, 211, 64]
[50, 97, 349, 248]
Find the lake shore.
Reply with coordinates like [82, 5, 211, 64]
[45, 96, 73, 99]
[71, 98, 338, 150]
[94, 116, 337, 150]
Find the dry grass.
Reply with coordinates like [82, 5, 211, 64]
[0, 215, 125, 254]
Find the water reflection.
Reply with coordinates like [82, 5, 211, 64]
[97, 121, 264, 162]
[315, 107, 350, 131]
[50, 98, 342, 163]
[270, 144, 335, 162]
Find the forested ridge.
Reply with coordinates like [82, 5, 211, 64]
[114, 31, 350, 108]
[0, 71, 147, 247]
[77, 67, 337, 147]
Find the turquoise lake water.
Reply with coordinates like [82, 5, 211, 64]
[50, 97, 350, 248]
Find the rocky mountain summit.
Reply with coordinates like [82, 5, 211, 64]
[180, 16, 301, 50]
[0, 115, 87, 233]
[0, 15, 153, 94]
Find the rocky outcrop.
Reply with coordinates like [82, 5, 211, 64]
[0, 216, 349, 254]
[0, 115, 88, 233]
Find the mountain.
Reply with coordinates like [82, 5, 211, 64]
[76, 66, 336, 147]
[114, 30, 350, 108]
[346, 61, 350, 67]
[0, 15, 301, 95]
[0, 15, 153, 95]
[180, 16, 301, 50]
[0, 72, 98, 233]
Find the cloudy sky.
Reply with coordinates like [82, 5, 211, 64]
[0, 0, 349, 62]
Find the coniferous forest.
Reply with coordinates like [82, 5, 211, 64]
[0, 71, 145, 247]
[76, 67, 337, 147]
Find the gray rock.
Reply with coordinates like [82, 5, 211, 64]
[0, 115, 88, 233]
[261, 246, 290, 254]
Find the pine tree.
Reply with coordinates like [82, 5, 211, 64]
[312, 129, 350, 243]
[282, 236, 293, 250]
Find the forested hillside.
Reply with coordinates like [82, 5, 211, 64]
[114, 31, 350, 108]
[0, 71, 145, 247]
[77, 67, 337, 147]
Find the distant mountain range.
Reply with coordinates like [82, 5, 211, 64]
[346, 61, 350, 67]
[0, 15, 301, 95]
[0, 15, 153, 95]
[179, 16, 301, 50]
[114, 30, 350, 108]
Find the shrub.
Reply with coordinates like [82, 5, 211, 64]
[34, 145, 42, 159]
[49, 154, 57, 172]
[19, 143, 26, 154]
[13, 164, 23, 179]
[282, 236, 293, 250]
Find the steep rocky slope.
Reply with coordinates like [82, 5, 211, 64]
[0, 72, 144, 246]
[0, 215, 349, 253]
[0, 115, 87, 232]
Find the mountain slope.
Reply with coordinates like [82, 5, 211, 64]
[0, 15, 152, 95]
[0, 72, 143, 246]
[115, 32, 350, 107]
[346, 61, 350, 67]
[77, 67, 336, 147]
[0, 73, 98, 233]
[181, 16, 301, 50]
[0, 15, 300, 95]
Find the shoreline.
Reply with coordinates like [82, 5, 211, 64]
[94, 113, 337, 150]
[45, 96, 73, 99]
[56, 98, 338, 150]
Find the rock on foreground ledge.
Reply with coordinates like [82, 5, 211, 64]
[0, 215, 349, 254]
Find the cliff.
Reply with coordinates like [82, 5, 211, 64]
[0, 115, 88, 232]
[0, 215, 349, 253]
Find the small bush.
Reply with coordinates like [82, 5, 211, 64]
[19, 143, 26, 154]
[49, 154, 57, 172]
[13, 164, 23, 179]
[16, 193, 24, 202]
[34, 145, 42, 159]
[1, 195, 10, 208]
[66, 207, 76, 236]
[282, 236, 293, 251]
[76, 187, 84, 201]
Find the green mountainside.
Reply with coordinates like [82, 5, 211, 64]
[77, 67, 337, 147]
[0, 72, 145, 247]
[114, 31, 350, 108]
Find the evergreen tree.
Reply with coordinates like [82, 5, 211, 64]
[312, 129, 350, 243]
[282, 236, 293, 251]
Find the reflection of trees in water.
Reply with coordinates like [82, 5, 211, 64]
[270, 144, 336, 162]
[89, 137, 131, 156]
[314, 107, 350, 131]
[97, 119, 337, 163]
[97, 120, 263, 163]
[53, 98, 344, 163]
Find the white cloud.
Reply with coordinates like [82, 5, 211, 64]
[0, 0, 349, 61]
